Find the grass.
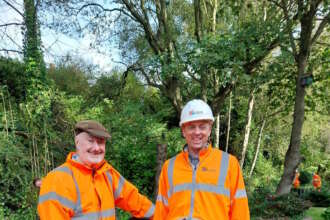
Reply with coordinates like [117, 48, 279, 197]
[304, 207, 327, 220]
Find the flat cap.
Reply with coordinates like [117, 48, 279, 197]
[75, 120, 111, 139]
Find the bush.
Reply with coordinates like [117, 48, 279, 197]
[304, 189, 330, 207]
[322, 207, 330, 220]
[249, 187, 310, 219]
[300, 170, 312, 185]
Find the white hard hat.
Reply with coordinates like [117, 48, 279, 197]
[180, 99, 214, 126]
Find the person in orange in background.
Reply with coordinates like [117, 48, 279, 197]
[312, 168, 322, 192]
[38, 120, 154, 220]
[154, 99, 250, 220]
[293, 169, 300, 189]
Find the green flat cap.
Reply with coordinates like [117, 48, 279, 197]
[75, 120, 111, 139]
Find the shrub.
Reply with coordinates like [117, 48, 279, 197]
[304, 189, 330, 207]
[322, 207, 330, 220]
[249, 187, 310, 219]
[300, 170, 312, 185]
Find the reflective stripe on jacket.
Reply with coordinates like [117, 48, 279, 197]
[154, 145, 250, 220]
[38, 152, 154, 220]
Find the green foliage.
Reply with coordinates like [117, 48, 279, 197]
[0, 57, 27, 101]
[88, 73, 124, 101]
[105, 99, 164, 196]
[299, 170, 312, 185]
[246, 153, 282, 190]
[249, 188, 309, 219]
[322, 207, 330, 220]
[116, 208, 131, 220]
[304, 207, 328, 220]
[48, 65, 90, 97]
[304, 190, 330, 207]
[23, 0, 46, 76]
[0, 131, 37, 219]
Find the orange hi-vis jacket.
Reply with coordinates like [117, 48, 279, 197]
[38, 152, 154, 220]
[293, 173, 300, 189]
[312, 173, 321, 188]
[154, 145, 250, 220]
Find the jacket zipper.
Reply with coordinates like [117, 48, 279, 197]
[92, 169, 102, 218]
[188, 163, 198, 220]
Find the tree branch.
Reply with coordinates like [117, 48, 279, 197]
[186, 67, 201, 83]
[0, 30, 23, 49]
[0, 22, 24, 28]
[315, 41, 330, 46]
[121, 0, 163, 54]
[280, 0, 298, 58]
[3, 0, 24, 17]
[211, 83, 234, 115]
[140, 69, 162, 89]
[244, 38, 280, 74]
[0, 49, 23, 54]
[14, 131, 29, 139]
[76, 3, 138, 23]
[77, 3, 122, 14]
[311, 12, 330, 45]
[125, 62, 162, 89]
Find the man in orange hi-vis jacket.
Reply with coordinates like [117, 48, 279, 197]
[154, 99, 250, 220]
[293, 170, 300, 189]
[38, 120, 154, 220]
[312, 172, 322, 192]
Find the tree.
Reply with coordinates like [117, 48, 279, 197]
[249, 118, 266, 178]
[48, 56, 92, 96]
[273, 0, 329, 196]
[41, 0, 282, 126]
[240, 90, 255, 167]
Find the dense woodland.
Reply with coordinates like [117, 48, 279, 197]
[0, 0, 329, 219]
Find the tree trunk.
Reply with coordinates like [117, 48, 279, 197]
[154, 142, 167, 201]
[194, 0, 202, 42]
[23, 0, 45, 72]
[240, 91, 255, 167]
[211, 0, 217, 32]
[214, 113, 220, 148]
[225, 92, 232, 152]
[249, 118, 266, 178]
[275, 56, 307, 195]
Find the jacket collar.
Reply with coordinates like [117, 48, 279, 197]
[66, 152, 111, 175]
[182, 143, 212, 163]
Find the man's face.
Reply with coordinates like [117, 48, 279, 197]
[181, 120, 212, 151]
[34, 179, 42, 188]
[75, 132, 106, 167]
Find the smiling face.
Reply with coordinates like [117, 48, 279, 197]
[75, 132, 106, 167]
[181, 120, 212, 153]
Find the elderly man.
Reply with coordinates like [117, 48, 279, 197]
[38, 120, 154, 219]
[154, 99, 250, 220]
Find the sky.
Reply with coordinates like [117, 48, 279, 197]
[0, 0, 121, 73]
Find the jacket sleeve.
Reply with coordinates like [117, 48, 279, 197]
[154, 161, 170, 220]
[228, 156, 250, 220]
[111, 168, 154, 219]
[37, 170, 75, 220]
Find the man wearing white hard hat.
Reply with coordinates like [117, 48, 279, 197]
[154, 99, 250, 220]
